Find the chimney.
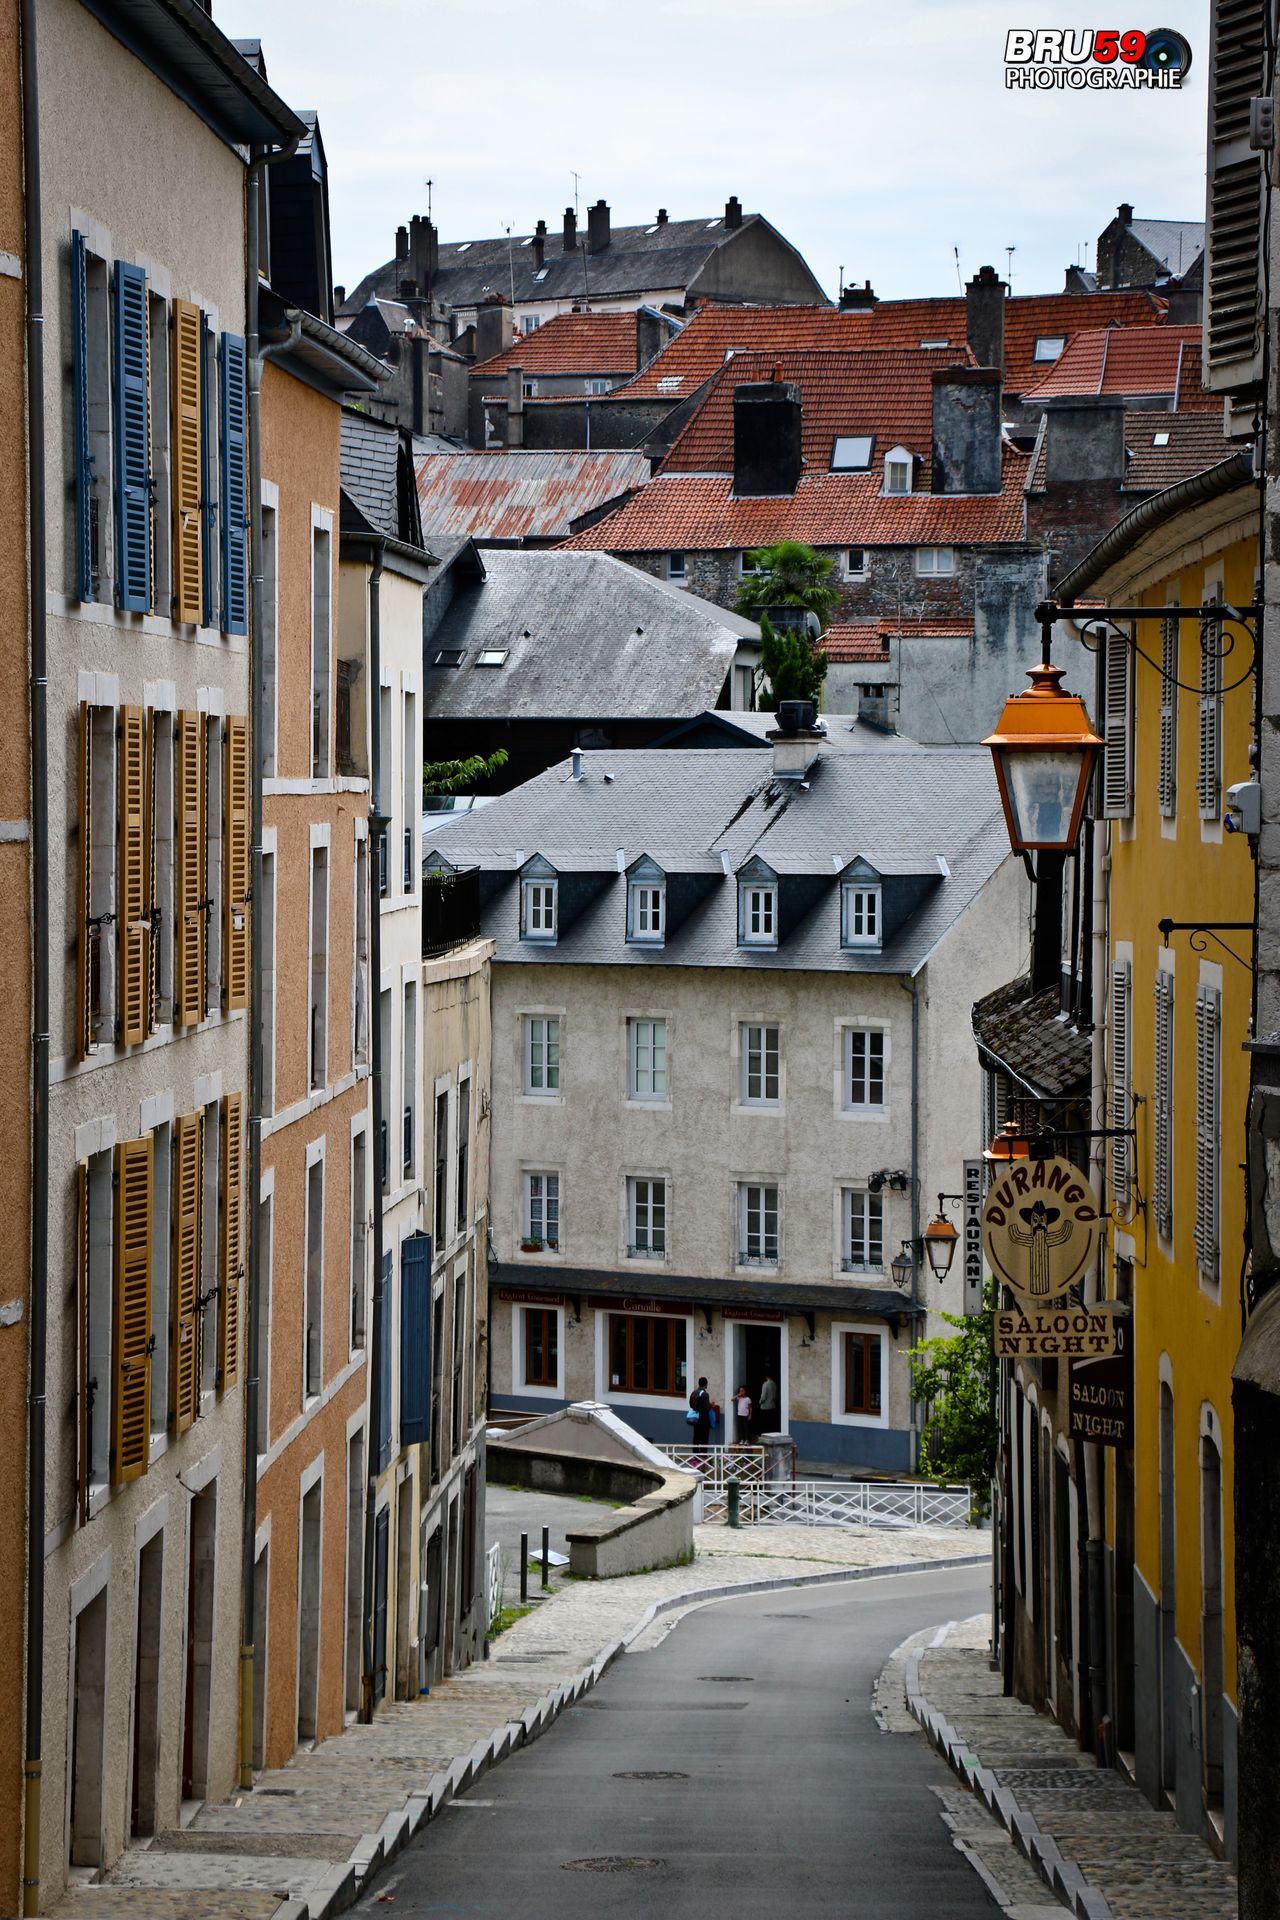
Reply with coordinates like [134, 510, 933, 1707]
[409, 214, 438, 292]
[475, 293, 513, 364]
[533, 218, 546, 271]
[965, 264, 1006, 371]
[931, 366, 1003, 495]
[333, 284, 345, 308]
[395, 224, 409, 262]
[1042, 398, 1128, 486]
[636, 306, 665, 368]
[733, 379, 803, 498]
[839, 280, 877, 311]
[570, 748, 585, 780]
[858, 684, 893, 732]
[587, 198, 611, 254]
[562, 206, 577, 252]
[656, 208, 668, 226]
[725, 195, 743, 230]
[506, 363, 524, 448]
[767, 699, 823, 779]
[1117, 201, 1134, 227]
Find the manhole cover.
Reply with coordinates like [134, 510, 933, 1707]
[699, 1675, 754, 1683]
[612, 1770, 688, 1781]
[562, 1856, 665, 1874]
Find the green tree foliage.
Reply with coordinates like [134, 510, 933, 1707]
[759, 612, 827, 712]
[732, 539, 841, 625]
[908, 1277, 999, 1518]
[422, 748, 508, 798]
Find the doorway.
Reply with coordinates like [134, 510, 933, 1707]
[1200, 1433, 1225, 1815]
[395, 1476, 414, 1700]
[421, 1524, 442, 1689]
[444, 1497, 460, 1674]
[252, 1542, 269, 1770]
[731, 1324, 781, 1439]
[131, 1533, 164, 1835]
[345, 1432, 364, 1716]
[372, 1505, 389, 1705]
[183, 1485, 217, 1803]
[1159, 1382, 1177, 1800]
[69, 1587, 108, 1867]
[297, 1479, 322, 1746]
[1114, 1446, 1136, 1756]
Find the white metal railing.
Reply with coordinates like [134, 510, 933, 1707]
[486, 1541, 503, 1625]
[706, 1477, 971, 1529]
[658, 1444, 780, 1489]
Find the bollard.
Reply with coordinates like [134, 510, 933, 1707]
[541, 1525, 550, 1588]
[520, 1531, 528, 1604]
[727, 1475, 741, 1529]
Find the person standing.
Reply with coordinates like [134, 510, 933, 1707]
[735, 1383, 754, 1444]
[757, 1370, 779, 1434]
[689, 1375, 713, 1447]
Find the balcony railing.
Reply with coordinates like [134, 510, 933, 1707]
[423, 866, 481, 958]
[403, 1104, 413, 1175]
[403, 826, 414, 893]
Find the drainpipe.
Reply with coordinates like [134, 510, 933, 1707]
[361, 542, 387, 1720]
[20, 0, 47, 1903]
[1081, 804, 1110, 1756]
[898, 975, 922, 1463]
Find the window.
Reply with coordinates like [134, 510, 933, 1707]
[260, 850, 276, 1107]
[1103, 622, 1134, 819]
[738, 551, 760, 576]
[70, 234, 112, 603]
[1195, 983, 1221, 1284]
[915, 546, 954, 575]
[432, 648, 465, 668]
[456, 1077, 471, 1235]
[629, 1017, 668, 1099]
[1199, 596, 1223, 821]
[77, 702, 117, 1056]
[174, 708, 207, 1030]
[300, 1154, 322, 1399]
[1033, 335, 1066, 361]
[204, 716, 224, 1010]
[1158, 614, 1179, 818]
[739, 882, 777, 947]
[832, 435, 873, 470]
[150, 1121, 172, 1438]
[402, 984, 416, 1178]
[523, 380, 538, 399]
[657, 375, 682, 394]
[311, 521, 332, 777]
[77, 1150, 113, 1505]
[845, 1027, 887, 1110]
[521, 877, 557, 942]
[919, 336, 950, 348]
[842, 884, 881, 950]
[843, 1331, 882, 1414]
[353, 835, 368, 1069]
[665, 552, 687, 582]
[260, 500, 278, 774]
[219, 332, 247, 635]
[148, 291, 172, 619]
[741, 1023, 780, 1105]
[842, 1189, 884, 1272]
[628, 881, 665, 944]
[402, 692, 417, 894]
[434, 1089, 449, 1235]
[1111, 959, 1132, 1213]
[588, 378, 611, 395]
[523, 1308, 558, 1388]
[733, 663, 756, 710]
[524, 1015, 561, 1094]
[739, 1183, 779, 1265]
[351, 1128, 368, 1350]
[883, 450, 912, 495]
[379, 989, 391, 1191]
[522, 314, 540, 332]
[476, 648, 508, 667]
[199, 1097, 221, 1398]
[113, 260, 153, 611]
[1153, 430, 1171, 447]
[309, 844, 329, 1090]
[608, 1313, 687, 1396]
[256, 1191, 272, 1453]
[628, 1177, 667, 1256]
[845, 548, 867, 577]
[1154, 970, 1175, 1242]
[523, 1171, 560, 1251]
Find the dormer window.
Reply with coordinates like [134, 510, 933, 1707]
[629, 882, 665, 944]
[883, 447, 913, 495]
[739, 881, 777, 947]
[832, 435, 873, 471]
[1034, 335, 1066, 361]
[520, 858, 559, 942]
[842, 883, 882, 950]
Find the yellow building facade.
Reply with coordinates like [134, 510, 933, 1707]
[1063, 457, 1255, 1858]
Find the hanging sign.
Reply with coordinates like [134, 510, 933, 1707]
[1069, 1341, 1133, 1447]
[994, 1302, 1127, 1359]
[962, 1159, 985, 1316]
[981, 1154, 1101, 1304]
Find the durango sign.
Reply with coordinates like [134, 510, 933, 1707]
[981, 1153, 1101, 1303]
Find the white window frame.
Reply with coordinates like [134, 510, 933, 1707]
[737, 1181, 780, 1267]
[883, 447, 913, 495]
[832, 435, 873, 471]
[303, 1138, 325, 1406]
[831, 1321, 889, 1428]
[523, 1013, 561, 1096]
[739, 1022, 781, 1107]
[310, 506, 333, 779]
[1158, 605, 1179, 824]
[627, 1175, 668, 1259]
[628, 880, 665, 945]
[665, 553, 687, 583]
[841, 883, 882, 950]
[845, 547, 868, 579]
[843, 1024, 888, 1113]
[739, 882, 778, 947]
[738, 550, 760, 577]
[1195, 971, 1222, 1290]
[915, 546, 955, 576]
[1199, 575, 1224, 833]
[521, 878, 557, 942]
[1153, 961, 1175, 1245]
[841, 1187, 884, 1273]
[1110, 952, 1132, 1215]
[522, 1170, 560, 1254]
[628, 1016, 669, 1101]
[1033, 335, 1066, 361]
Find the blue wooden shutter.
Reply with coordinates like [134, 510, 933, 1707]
[112, 260, 151, 612]
[200, 314, 216, 627]
[372, 1506, 389, 1704]
[376, 1248, 392, 1470]
[71, 231, 94, 602]
[219, 331, 247, 635]
[399, 1232, 433, 1445]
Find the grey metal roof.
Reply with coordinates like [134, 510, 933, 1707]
[415, 449, 651, 543]
[428, 742, 1012, 975]
[1125, 218, 1205, 277]
[84, 2, 305, 148]
[423, 551, 755, 721]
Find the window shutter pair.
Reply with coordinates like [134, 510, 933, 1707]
[1153, 971, 1175, 1241]
[1204, 0, 1265, 388]
[219, 1092, 242, 1388]
[171, 1111, 203, 1431]
[1158, 617, 1178, 818]
[112, 261, 151, 613]
[1102, 625, 1133, 819]
[223, 717, 250, 1010]
[399, 1233, 433, 1446]
[175, 710, 207, 1026]
[118, 706, 149, 1046]
[1195, 984, 1222, 1281]
[71, 231, 95, 602]
[377, 1250, 393, 1470]
[219, 332, 248, 636]
[1110, 960, 1132, 1213]
[77, 1162, 92, 1520]
[170, 299, 203, 625]
[1199, 605, 1223, 820]
[111, 1135, 153, 1483]
[77, 703, 96, 1059]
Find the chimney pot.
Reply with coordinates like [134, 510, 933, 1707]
[733, 379, 803, 498]
[395, 225, 409, 262]
[725, 195, 742, 229]
[767, 700, 823, 778]
[656, 208, 668, 225]
[931, 365, 1003, 495]
[1118, 202, 1134, 226]
[333, 284, 346, 307]
[570, 748, 584, 780]
[563, 206, 577, 252]
[838, 280, 878, 311]
[587, 198, 611, 254]
[533, 218, 546, 271]
[965, 264, 1006, 372]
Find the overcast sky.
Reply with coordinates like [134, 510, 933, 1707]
[216, 0, 1208, 303]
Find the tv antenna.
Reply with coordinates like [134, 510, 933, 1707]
[572, 170, 581, 217]
[1005, 244, 1016, 288]
[424, 177, 433, 222]
[953, 243, 963, 291]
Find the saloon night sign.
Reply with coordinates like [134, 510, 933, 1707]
[980, 1153, 1101, 1304]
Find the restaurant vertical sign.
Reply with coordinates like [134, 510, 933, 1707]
[962, 1159, 984, 1315]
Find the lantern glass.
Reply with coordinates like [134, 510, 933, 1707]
[998, 747, 1092, 852]
[923, 1217, 958, 1279]
[890, 1244, 914, 1290]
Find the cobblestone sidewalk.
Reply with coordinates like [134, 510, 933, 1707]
[903, 1614, 1238, 1920]
[52, 1523, 984, 1920]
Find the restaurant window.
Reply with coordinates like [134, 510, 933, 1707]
[843, 1331, 882, 1416]
[608, 1313, 687, 1397]
[523, 1307, 558, 1389]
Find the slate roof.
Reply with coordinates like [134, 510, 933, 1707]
[1125, 217, 1204, 277]
[972, 975, 1091, 1096]
[824, 617, 975, 662]
[561, 454, 1030, 553]
[415, 449, 650, 543]
[426, 742, 1012, 977]
[423, 551, 754, 720]
[340, 409, 426, 548]
[469, 312, 642, 379]
[652, 709, 923, 751]
[1025, 409, 1238, 494]
[1021, 325, 1215, 409]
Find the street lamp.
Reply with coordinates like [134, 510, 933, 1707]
[984, 1119, 1033, 1166]
[922, 1203, 961, 1281]
[983, 660, 1101, 855]
[890, 1242, 915, 1290]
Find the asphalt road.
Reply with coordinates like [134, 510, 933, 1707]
[363, 1562, 998, 1918]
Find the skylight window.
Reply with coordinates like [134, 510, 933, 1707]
[919, 337, 950, 348]
[520, 235, 533, 246]
[455, 241, 473, 253]
[657, 376, 683, 393]
[706, 218, 721, 228]
[433, 648, 465, 667]
[1152, 431, 1171, 447]
[534, 268, 549, 282]
[832, 435, 873, 471]
[476, 648, 509, 666]
[646, 224, 660, 235]
[1034, 335, 1066, 361]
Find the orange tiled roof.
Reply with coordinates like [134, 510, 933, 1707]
[823, 616, 975, 663]
[469, 311, 639, 379]
[1021, 325, 1216, 410]
[561, 456, 1029, 555]
[1026, 409, 1239, 493]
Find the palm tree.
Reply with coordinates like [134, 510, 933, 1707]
[733, 539, 840, 625]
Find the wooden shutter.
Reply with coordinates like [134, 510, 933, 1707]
[174, 710, 206, 1026]
[145, 709, 161, 1032]
[1199, 604, 1223, 819]
[111, 1135, 152, 1483]
[77, 701, 95, 1059]
[171, 1112, 202, 1431]
[71, 230, 94, 602]
[199, 313, 216, 627]
[219, 332, 247, 636]
[377, 1250, 392, 1471]
[1110, 960, 1131, 1213]
[223, 716, 249, 1010]
[399, 1233, 432, 1445]
[77, 1161, 92, 1522]
[1102, 624, 1133, 819]
[1158, 616, 1178, 818]
[1153, 971, 1175, 1241]
[1196, 985, 1222, 1281]
[1204, 0, 1265, 388]
[219, 1093, 243, 1389]
[118, 705, 148, 1045]
[112, 260, 151, 612]
[170, 299, 203, 624]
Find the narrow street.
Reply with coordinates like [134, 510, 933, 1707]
[364, 1565, 999, 1917]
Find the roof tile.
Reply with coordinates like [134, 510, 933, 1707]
[469, 311, 641, 379]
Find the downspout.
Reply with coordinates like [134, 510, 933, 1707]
[898, 974, 921, 1464]
[20, 0, 47, 1903]
[361, 542, 387, 1720]
[1082, 800, 1111, 1757]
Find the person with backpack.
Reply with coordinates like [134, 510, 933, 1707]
[688, 1375, 713, 1446]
